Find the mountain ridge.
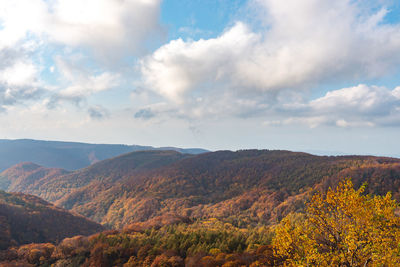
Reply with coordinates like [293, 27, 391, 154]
[2, 149, 400, 229]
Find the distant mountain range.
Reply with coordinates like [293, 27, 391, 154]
[1, 149, 399, 229]
[0, 139, 208, 171]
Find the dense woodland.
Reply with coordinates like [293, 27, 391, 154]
[0, 191, 104, 250]
[1, 150, 400, 229]
[1, 180, 399, 266]
[1, 150, 400, 266]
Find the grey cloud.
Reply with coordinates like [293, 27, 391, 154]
[0, 48, 25, 69]
[132, 83, 400, 129]
[46, 94, 85, 109]
[0, 45, 46, 107]
[88, 106, 110, 120]
[0, 86, 45, 106]
[134, 108, 155, 120]
[0, 57, 45, 107]
[132, 91, 274, 123]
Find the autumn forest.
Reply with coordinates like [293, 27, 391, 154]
[0, 148, 399, 266]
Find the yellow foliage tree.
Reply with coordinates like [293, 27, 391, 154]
[273, 179, 400, 266]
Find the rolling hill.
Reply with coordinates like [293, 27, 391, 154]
[0, 162, 70, 194]
[2, 149, 400, 229]
[0, 139, 208, 171]
[0, 190, 104, 250]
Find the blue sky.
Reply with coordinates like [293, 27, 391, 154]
[1, 0, 400, 157]
[161, 0, 248, 40]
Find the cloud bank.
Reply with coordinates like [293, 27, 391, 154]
[277, 84, 400, 128]
[0, 0, 162, 111]
[0, 0, 162, 58]
[1, 0, 400, 140]
[140, 0, 400, 126]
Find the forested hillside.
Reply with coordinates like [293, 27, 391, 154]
[2, 149, 400, 230]
[2, 180, 400, 266]
[0, 191, 104, 250]
[0, 162, 70, 193]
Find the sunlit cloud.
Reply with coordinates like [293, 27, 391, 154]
[140, 0, 400, 125]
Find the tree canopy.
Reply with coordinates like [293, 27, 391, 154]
[273, 180, 400, 266]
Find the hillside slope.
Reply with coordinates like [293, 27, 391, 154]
[0, 162, 70, 193]
[0, 191, 104, 250]
[0, 150, 191, 204]
[3, 149, 400, 229]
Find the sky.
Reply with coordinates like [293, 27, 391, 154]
[1, 0, 400, 156]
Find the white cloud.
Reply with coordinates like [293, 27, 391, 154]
[279, 84, 400, 128]
[0, 0, 163, 111]
[0, 61, 38, 86]
[58, 72, 120, 98]
[55, 57, 119, 97]
[140, 0, 400, 115]
[0, 49, 43, 107]
[48, 57, 120, 106]
[309, 84, 400, 116]
[47, 0, 163, 60]
[0, 0, 162, 58]
[141, 23, 259, 102]
[0, 0, 48, 49]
